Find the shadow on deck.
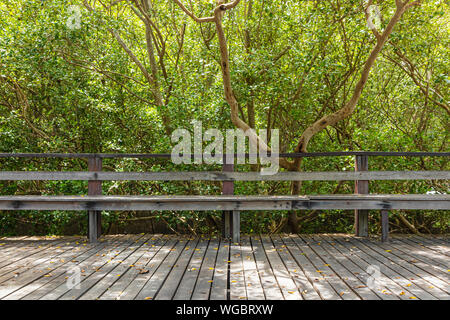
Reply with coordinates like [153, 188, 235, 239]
[0, 234, 448, 300]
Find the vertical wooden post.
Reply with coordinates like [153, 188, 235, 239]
[222, 155, 234, 239]
[381, 210, 389, 242]
[232, 210, 240, 243]
[88, 156, 102, 243]
[355, 155, 369, 237]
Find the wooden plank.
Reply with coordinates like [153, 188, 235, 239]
[346, 236, 439, 300]
[229, 240, 247, 300]
[396, 237, 450, 266]
[55, 234, 141, 300]
[134, 237, 188, 300]
[1, 151, 449, 159]
[314, 235, 387, 300]
[172, 237, 209, 300]
[280, 235, 340, 300]
[320, 234, 407, 299]
[352, 237, 449, 299]
[155, 238, 200, 300]
[98, 235, 165, 300]
[118, 236, 178, 300]
[389, 236, 449, 275]
[78, 234, 155, 300]
[240, 236, 265, 300]
[0, 237, 82, 282]
[249, 236, 284, 300]
[259, 235, 302, 300]
[304, 234, 378, 300]
[38, 234, 140, 300]
[3, 236, 120, 300]
[0, 237, 74, 271]
[191, 238, 221, 300]
[1, 194, 448, 211]
[0, 237, 89, 298]
[209, 238, 230, 300]
[406, 236, 450, 256]
[20, 236, 122, 300]
[294, 235, 360, 300]
[271, 235, 321, 300]
[328, 234, 416, 299]
[1, 170, 449, 181]
[366, 236, 449, 294]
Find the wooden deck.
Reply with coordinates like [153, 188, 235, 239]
[0, 234, 448, 300]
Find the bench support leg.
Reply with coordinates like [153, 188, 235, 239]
[222, 211, 231, 238]
[88, 211, 101, 243]
[381, 210, 389, 242]
[355, 210, 369, 237]
[231, 210, 240, 243]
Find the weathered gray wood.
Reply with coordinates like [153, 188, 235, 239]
[22, 236, 122, 300]
[1, 194, 448, 211]
[135, 238, 188, 300]
[155, 238, 199, 300]
[1, 234, 448, 300]
[209, 239, 230, 300]
[366, 237, 450, 295]
[99, 235, 165, 300]
[280, 235, 340, 300]
[314, 235, 388, 300]
[355, 155, 369, 237]
[229, 241, 247, 300]
[240, 236, 265, 300]
[39, 234, 139, 300]
[381, 210, 389, 243]
[271, 235, 321, 300]
[5, 237, 119, 300]
[88, 157, 102, 243]
[191, 238, 221, 300]
[348, 237, 439, 300]
[260, 235, 302, 300]
[249, 236, 284, 300]
[79, 235, 154, 300]
[222, 163, 234, 238]
[327, 234, 412, 299]
[1, 151, 448, 159]
[1, 170, 448, 181]
[232, 210, 240, 243]
[118, 237, 178, 300]
[172, 238, 208, 300]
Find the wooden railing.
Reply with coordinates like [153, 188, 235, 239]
[0, 152, 449, 243]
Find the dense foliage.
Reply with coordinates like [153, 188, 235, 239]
[0, 0, 448, 236]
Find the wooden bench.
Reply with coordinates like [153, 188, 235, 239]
[0, 152, 449, 243]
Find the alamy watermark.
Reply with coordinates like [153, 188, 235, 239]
[66, 265, 81, 290]
[366, 264, 382, 290]
[66, 5, 82, 30]
[171, 121, 280, 175]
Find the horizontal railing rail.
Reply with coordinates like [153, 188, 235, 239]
[0, 171, 448, 181]
[0, 151, 449, 159]
[1, 152, 448, 243]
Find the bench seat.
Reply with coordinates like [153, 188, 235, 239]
[0, 194, 448, 211]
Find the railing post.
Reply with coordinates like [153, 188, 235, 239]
[222, 155, 236, 240]
[88, 156, 102, 243]
[355, 155, 369, 237]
